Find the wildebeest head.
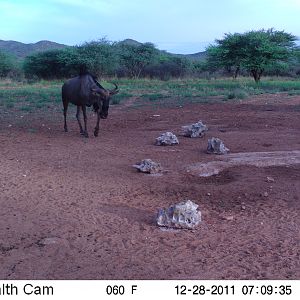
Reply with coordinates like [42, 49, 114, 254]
[91, 83, 119, 119]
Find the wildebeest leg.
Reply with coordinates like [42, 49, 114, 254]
[63, 99, 69, 132]
[76, 106, 84, 135]
[94, 107, 101, 137]
[82, 105, 89, 138]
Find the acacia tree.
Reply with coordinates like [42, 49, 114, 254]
[206, 33, 245, 78]
[118, 42, 160, 78]
[242, 29, 296, 82]
[206, 29, 297, 82]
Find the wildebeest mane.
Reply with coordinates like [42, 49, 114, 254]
[78, 71, 105, 111]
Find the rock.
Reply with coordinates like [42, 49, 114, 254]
[133, 159, 162, 174]
[182, 120, 208, 138]
[155, 132, 179, 146]
[156, 200, 201, 229]
[37, 237, 69, 247]
[261, 192, 269, 197]
[207, 137, 230, 155]
[266, 176, 275, 183]
[39, 237, 60, 245]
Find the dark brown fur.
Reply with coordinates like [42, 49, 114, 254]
[62, 74, 118, 137]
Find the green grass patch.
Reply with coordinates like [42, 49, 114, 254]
[0, 80, 62, 111]
[140, 93, 166, 101]
[1, 77, 300, 112]
[288, 90, 300, 96]
[111, 92, 133, 105]
[226, 88, 249, 100]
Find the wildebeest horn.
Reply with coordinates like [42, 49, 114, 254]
[109, 83, 119, 95]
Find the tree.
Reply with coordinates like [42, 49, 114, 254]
[118, 42, 160, 78]
[206, 33, 245, 78]
[23, 39, 118, 79]
[294, 48, 300, 76]
[206, 29, 297, 82]
[241, 29, 296, 82]
[145, 53, 192, 79]
[23, 49, 67, 79]
[75, 39, 118, 77]
[0, 50, 16, 77]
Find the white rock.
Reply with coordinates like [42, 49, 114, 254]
[266, 176, 275, 183]
[133, 159, 162, 174]
[155, 132, 179, 146]
[182, 120, 208, 138]
[157, 200, 201, 229]
[207, 137, 230, 155]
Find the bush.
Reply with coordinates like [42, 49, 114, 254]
[77, 40, 118, 77]
[143, 54, 193, 80]
[24, 49, 65, 79]
[23, 39, 118, 79]
[0, 50, 17, 78]
[227, 89, 249, 100]
[116, 42, 161, 78]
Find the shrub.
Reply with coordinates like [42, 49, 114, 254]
[0, 50, 17, 77]
[227, 89, 249, 99]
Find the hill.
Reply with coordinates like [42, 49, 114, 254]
[0, 40, 68, 58]
[118, 38, 143, 47]
[0, 38, 207, 61]
[119, 38, 207, 61]
[175, 51, 207, 62]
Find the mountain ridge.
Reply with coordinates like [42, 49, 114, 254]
[0, 38, 206, 60]
[0, 40, 68, 58]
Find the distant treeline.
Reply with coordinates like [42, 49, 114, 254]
[0, 29, 300, 82]
[0, 39, 197, 81]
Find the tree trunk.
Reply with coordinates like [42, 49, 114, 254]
[258, 69, 264, 81]
[251, 68, 264, 83]
[233, 66, 240, 79]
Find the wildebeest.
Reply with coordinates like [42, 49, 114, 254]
[62, 73, 119, 137]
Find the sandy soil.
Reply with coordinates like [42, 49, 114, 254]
[0, 93, 299, 279]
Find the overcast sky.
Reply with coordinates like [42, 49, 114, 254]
[1, 0, 299, 54]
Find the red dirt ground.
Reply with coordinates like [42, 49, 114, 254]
[0, 93, 299, 280]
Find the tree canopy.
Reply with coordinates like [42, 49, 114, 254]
[206, 29, 297, 82]
[2, 30, 299, 81]
[23, 39, 118, 79]
[117, 42, 160, 78]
